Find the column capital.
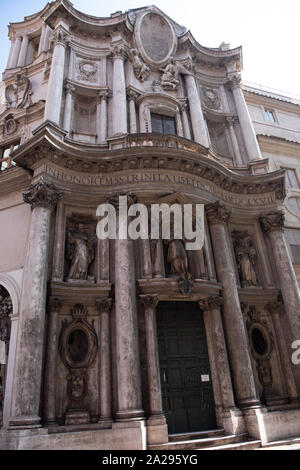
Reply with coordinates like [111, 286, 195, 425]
[65, 82, 75, 95]
[198, 296, 222, 312]
[206, 202, 231, 225]
[23, 180, 63, 210]
[99, 88, 111, 101]
[47, 297, 62, 313]
[111, 44, 128, 61]
[179, 98, 189, 111]
[108, 193, 137, 213]
[227, 74, 242, 90]
[96, 298, 112, 314]
[225, 115, 239, 127]
[259, 210, 285, 234]
[126, 89, 139, 102]
[140, 294, 159, 310]
[265, 300, 284, 315]
[50, 27, 70, 49]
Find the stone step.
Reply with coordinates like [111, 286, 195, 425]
[148, 433, 249, 451]
[201, 439, 261, 450]
[259, 437, 300, 450]
[169, 428, 225, 442]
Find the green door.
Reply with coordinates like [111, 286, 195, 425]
[157, 301, 216, 434]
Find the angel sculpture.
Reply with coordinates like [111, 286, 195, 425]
[131, 49, 150, 82]
[160, 58, 180, 90]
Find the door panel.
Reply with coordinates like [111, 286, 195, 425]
[157, 302, 216, 434]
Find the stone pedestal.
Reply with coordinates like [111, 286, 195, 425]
[206, 202, 260, 409]
[9, 181, 62, 428]
[44, 27, 69, 125]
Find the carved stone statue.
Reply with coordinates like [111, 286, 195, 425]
[131, 49, 150, 82]
[160, 57, 179, 90]
[166, 239, 188, 276]
[232, 231, 258, 287]
[67, 223, 95, 281]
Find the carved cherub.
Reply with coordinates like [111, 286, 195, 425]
[160, 57, 179, 90]
[131, 49, 150, 82]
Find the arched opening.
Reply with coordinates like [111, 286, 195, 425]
[0, 285, 12, 427]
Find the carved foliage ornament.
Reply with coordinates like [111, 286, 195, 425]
[50, 27, 69, 48]
[5, 74, 32, 109]
[260, 211, 285, 234]
[206, 201, 231, 225]
[23, 180, 63, 209]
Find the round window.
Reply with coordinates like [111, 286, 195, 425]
[251, 327, 268, 357]
[68, 329, 88, 363]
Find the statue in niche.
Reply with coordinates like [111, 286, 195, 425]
[67, 223, 95, 281]
[165, 239, 188, 276]
[232, 231, 258, 287]
[160, 57, 179, 90]
[131, 49, 150, 82]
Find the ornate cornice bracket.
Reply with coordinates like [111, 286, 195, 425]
[23, 180, 63, 210]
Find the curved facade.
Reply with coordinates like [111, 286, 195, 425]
[0, 0, 300, 450]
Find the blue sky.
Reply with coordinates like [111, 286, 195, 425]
[0, 0, 299, 97]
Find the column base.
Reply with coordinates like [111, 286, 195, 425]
[9, 415, 41, 429]
[98, 417, 113, 428]
[146, 415, 168, 445]
[115, 409, 145, 421]
[237, 398, 261, 409]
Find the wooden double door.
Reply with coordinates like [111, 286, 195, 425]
[157, 302, 216, 434]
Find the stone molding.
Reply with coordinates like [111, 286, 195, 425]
[259, 210, 285, 234]
[139, 294, 159, 310]
[206, 201, 231, 225]
[23, 180, 63, 209]
[198, 295, 222, 312]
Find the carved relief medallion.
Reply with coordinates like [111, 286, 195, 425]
[135, 11, 177, 66]
[77, 60, 98, 82]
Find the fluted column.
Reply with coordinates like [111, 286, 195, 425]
[184, 72, 209, 147]
[260, 211, 300, 387]
[97, 89, 109, 143]
[127, 90, 138, 134]
[6, 39, 16, 69]
[44, 27, 69, 125]
[9, 37, 22, 69]
[63, 83, 75, 134]
[113, 196, 144, 421]
[225, 116, 244, 166]
[43, 298, 62, 425]
[140, 294, 165, 420]
[198, 296, 236, 411]
[229, 75, 261, 161]
[206, 202, 260, 408]
[9, 181, 62, 428]
[17, 35, 29, 68]
[111, 45, 128, 136]
[96, 298, 112, 424]
[180, 99, 191, 140]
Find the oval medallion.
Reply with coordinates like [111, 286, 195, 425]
[136, 12, 176, 66]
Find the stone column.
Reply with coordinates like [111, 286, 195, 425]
[266, 301, 299, 403]
[6, 39, 16, 69]
[2, 312, 19, 428]
[63, 83, 75, 134]
[96, 298, 112, 424]
[97, 89, 109, 143]
[111, 45, 128, 136]
[43, 298, 62, 425]
[38, 23, 48, 56]
[9, 37, 22, 69]
[225, 116, 244, 166]
[206, 202, 260, 408]
[184, 72, 209, 147]
[17, 35, 29, 68]
[127, 90, 138, 134]
[260, 211, 300, 386]
[44, 27, 69, 125]
[113, 196, 144, 421]
[229, 75, 261, 161]
[198, 296, 236, 410]
[180, 99, 191, 140]
[140, 294, 164, 420]
[9, 181, 62, 428]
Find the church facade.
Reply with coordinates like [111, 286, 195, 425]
[0, 0, 300, 450]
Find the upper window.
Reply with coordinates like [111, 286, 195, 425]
[0, 142, 19, 171]
[283, 168, 300, 189]
[264, 109, 276, 123]
[151, 113, 176, 135]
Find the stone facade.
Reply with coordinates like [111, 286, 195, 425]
[0, 0, 300, 450]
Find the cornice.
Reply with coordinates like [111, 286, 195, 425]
[8, 2, 53, 39]
[10, 122, 286, 203]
